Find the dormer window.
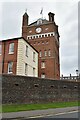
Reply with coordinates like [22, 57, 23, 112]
[37, 19, 42, 25]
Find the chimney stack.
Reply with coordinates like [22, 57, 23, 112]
[22, 12, 29, 26]
[48, 12, 55, 22]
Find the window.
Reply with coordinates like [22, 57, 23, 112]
[25, 63, 28, 75]
[0, 45, 2, 55]
[39, 51, 42, 57]
[38, 42, 40, 45]
[41, 61, 45, 68]
[45, 28, 48, 31]
[37, 19, 42, 25]
[8, 62, 13, 73]
[9, 43, 14, 54]
[44, 50, 47, 56]
[26, 45, 28, 57]
[48, 49, 51, 56]
[29, 30, 32, 33]
[41, 73, 45, 78]
[33, 52, 35, 62]
[46, 41, 49, 44]
[42, 42, 44, 44]
[33, 68, 35, 76]
[34, 42, 36, 45]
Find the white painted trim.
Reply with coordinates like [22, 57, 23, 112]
[27, 32, 55, 40]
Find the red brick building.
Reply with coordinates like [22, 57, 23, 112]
[22, 12, 60, 79]
[0, 37, 38, 76]
[0, 38, 18, 74]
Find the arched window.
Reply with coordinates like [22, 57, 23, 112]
[41, 73, 45, 78]
[39, 51, 42, 57]
[44, 50, 47, 56]
[41, 61, 45, 68]
[37, 19, 42, 25]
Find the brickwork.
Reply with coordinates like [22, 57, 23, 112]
[22, 12, 60, 79]
[0, 37, 38, 76]
[2, 74, 80, 104]
[0, 39, 18, 74]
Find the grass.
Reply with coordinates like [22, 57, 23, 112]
[2, 101, 80, 113]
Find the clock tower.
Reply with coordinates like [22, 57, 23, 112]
[22, 11, 60, 80]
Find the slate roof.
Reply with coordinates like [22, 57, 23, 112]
[29, 19, 50, 26]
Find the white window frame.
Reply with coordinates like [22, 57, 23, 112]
[41, 73, 45, 78]
[41, 61, 45, 68]
[48, 49, 51, 56]
[9, 43, 14, 54]
[8, 62, 13, 74]
[26, 45, 28, 57]
[37, 19, 42, 25]
[44, 50, 47, 56]
[39, 51, 42, 57]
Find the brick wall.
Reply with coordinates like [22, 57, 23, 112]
[22, 12, 60, 79]
[0, 39, 18, 74]
[2, 74, 80, 104]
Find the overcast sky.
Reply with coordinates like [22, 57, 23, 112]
[0, 0, 79, 76]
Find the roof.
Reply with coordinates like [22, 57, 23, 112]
[29, 19, 50, 26]
[1, 37, 39, 53]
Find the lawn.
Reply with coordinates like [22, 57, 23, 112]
[2, 101, 80, 113]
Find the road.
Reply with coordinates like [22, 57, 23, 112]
[27, 111, 79, 120]
[2, 106, 80, 120]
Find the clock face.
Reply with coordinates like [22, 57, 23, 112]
[36, 27, 42, 33]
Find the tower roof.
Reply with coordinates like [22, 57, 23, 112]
[29, 19, 50, 26]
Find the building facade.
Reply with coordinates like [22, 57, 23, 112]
[0, 37, 38, 77]
[22, 12, 60, 79]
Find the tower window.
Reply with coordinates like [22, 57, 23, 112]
[44, 50, 47, 56]
[41, 61, 45, 68]
[46, 41, 49, 44]
[42, 42, 44, 44]
[48, 49, 51, 56]
[34, 42, 36, 45]
[41, 73, 45, 78]
[39, 51, 42, 57]
[38, 42, 40, 45]
[37, 19, 42, 25]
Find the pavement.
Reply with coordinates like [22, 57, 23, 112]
[1, 106, 79, 119]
